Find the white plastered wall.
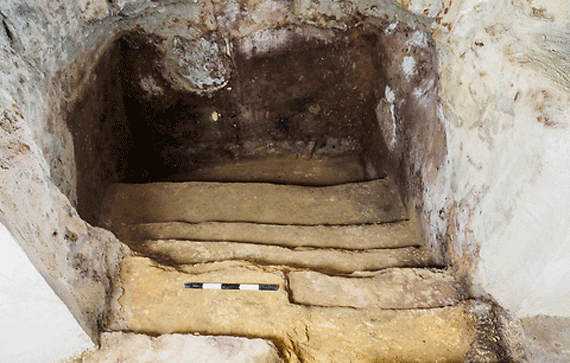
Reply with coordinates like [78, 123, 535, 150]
[433, 0, 570, 318]
[0, 222, 94, 362]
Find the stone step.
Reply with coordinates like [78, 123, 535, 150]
[137, 239, 432, 274]
[115, 220, 421, 250]
[288, 269, 462, 309]
[99, 178, 408, 228]
[171, 155, 373, 186]
[107, 255, 477, 363]
[83, 332, 282, 363]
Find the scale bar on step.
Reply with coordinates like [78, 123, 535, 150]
[184, 282, 279, 291]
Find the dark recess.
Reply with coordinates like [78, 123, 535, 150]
[65, 27, 393, 225]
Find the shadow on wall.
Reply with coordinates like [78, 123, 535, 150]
[63, 39, 133, 226]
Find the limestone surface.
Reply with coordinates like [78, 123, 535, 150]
[433, 0, 570, 317]
[175, 155, 371, 186]
[288, 268, 461, 309]
[522, 316, 570, 363]
[141, 240, 431, 274]
[100, 178, 408, 227]
[108, 255, 477, 363]
[117, 220, 421, 250]
[75, 332, 283, 363]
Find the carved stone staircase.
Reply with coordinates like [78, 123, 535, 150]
[99, 163, 479, 363]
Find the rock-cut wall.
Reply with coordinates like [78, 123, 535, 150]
[2, 0, 570, 359]
[432, 0, 570, 318]
[0, 0, 444, 350]
[0, 0, 125, 342]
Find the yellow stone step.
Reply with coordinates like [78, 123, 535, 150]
[113, 220, 421, 250]
[171, 155, 371, 186]
[138, 240, 432, 274]
[288, 269, 462, 309]
[100, 178, 408, 227]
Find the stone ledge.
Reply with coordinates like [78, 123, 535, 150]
[288, 268, 461, 309]
[100, 179, 408, 227]
[72, 332, 282, 363]
[116, 220, 421, 250]
[140, 240, 432, 274]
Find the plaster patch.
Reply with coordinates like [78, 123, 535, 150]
[384, 21, 399, 35]
[413, 77, 436, 108]
[406, 31, 429, 48]
[237, 26, 334, 58]
[402, 56, 416, 79]
[385, 85, 396, 103]
[238, 28, 294, 57]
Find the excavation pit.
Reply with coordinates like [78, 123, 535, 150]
[64, 23, 440, 227]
